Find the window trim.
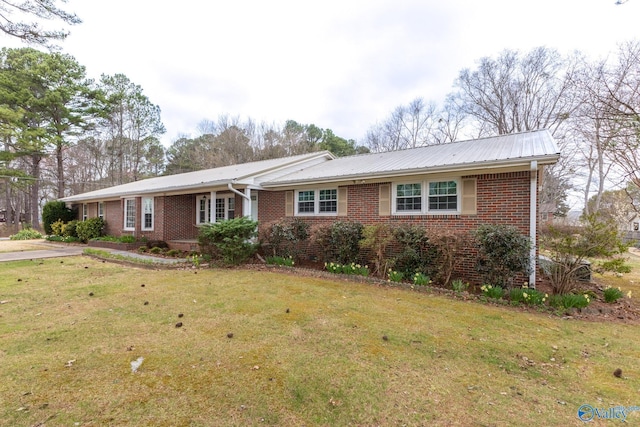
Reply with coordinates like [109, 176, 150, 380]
[427, 179, 460, 213]
[392, 182, 423, 214]
[141, 197, 154, 231]
[391, 179, 461, 215]
[196, 195, 211, 225]
[196, 194, 235, 224]
[124, 198, 135, 231]
[294, 188, 338, 216]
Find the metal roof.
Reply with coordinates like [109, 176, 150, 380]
[61, 151, 333, 202]
[264, 130, 560, 186]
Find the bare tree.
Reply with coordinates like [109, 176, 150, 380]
[598, 41, 640, 194]
[451, 47, 579, 137]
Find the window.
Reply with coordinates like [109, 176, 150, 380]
[319, 189, 337, 213]
[98, 202, 104, 219]
[124, 199, 135, 230]
[215, 197, 236, 221]
[392, 180, 461, 215]
[197, 196, 211, 224]
[215, 198, 226, 221]
[396, 183, 422, 212]
[297, 190, 315, 213]
[295, 189, 338, 215]
[142, 197, 154, 230]
[227, 197, 235, 219]
[197, 194, 235, 224]
[82, 204, 88, 221]
[634, 222, 639, 231]
[428, 181, 458, 211]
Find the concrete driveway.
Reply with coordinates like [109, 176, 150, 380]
[0, 242, 85, 262]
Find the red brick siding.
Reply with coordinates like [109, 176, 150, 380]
[258, 171, 538, 285]
[162, 194, 198, 240]
[103, 200, 122, 236]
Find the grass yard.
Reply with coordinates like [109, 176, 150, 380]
[593, 249, 640, 299]
[1, 256, 639, 426]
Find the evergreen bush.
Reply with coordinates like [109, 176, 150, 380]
[42, 201, 75, 235]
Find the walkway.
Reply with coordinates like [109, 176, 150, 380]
[0, 241, 187, 265]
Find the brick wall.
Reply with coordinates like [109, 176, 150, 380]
[162, 194, 198, 240]
[258, 171, 538, 285]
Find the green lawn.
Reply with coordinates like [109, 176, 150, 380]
[1, 256, 639, 426]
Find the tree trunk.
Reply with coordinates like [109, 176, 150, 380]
[56, 142, 64, 198]
[30, 153, 42, 231]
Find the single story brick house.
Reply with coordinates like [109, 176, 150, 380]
[61, 129, 560, 285]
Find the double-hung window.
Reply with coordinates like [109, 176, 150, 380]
[124, 199, 135, 230]
[428, 181, 458, 212]
[296, 189, 337, 215]
[395, 183, 422, 212]
[98, 202, 104, 220]
[142, 197, 154, 230]
[82, 204, 88, 221]
[393, 180, 460, 214]
[319, 189, 337, 213]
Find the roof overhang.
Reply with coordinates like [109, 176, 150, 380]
[262, 154, 559, 188]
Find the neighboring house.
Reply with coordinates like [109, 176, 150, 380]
[61, 129, 560, 285]
[626, 213, 640, 243]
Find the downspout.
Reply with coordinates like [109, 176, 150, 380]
[529, 161, 538, 288]
[228, 182, 251, 218]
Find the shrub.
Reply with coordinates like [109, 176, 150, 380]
[10, 228, 43, 240]
[119, 235, 136, 243]
[391, 225, 435, 279]
[149, 247, 164, 254]
[76, 217, 105, 242]
[146, 240, 169, 249]
[313, 221, 363, 264]
[480, 284, 505, 300]
[426, 228, 470, 287]
[261, 218, 310, 259]
[62, 220, 79, 238]
[138, 246, 148, 252]
[451, 279, 468, 293]
[46, 235, 81, 243]
[42, 201, 75, 235]
[540, 215, 628, 295]
[475, 224, 530, 289]
[165, 249, 180, 257]
[596, 258, 631, 275]
[50, 219, 65, 236]
[360, 224, 394, 277]
[198, 217, 258, 265]
[603, 286, 624, 303]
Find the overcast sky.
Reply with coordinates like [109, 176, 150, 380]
[11, 0, 640, 145]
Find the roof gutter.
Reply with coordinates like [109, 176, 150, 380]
[228, 182, 252, 219]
